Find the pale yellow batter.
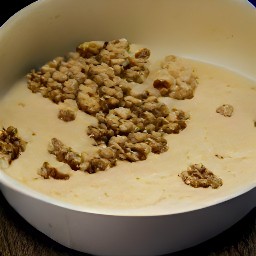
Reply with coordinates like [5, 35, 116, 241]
[1, 59, 256, 215]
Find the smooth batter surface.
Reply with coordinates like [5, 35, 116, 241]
[1, 59, 256, 215]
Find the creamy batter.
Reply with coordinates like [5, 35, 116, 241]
[1, 59, 256, 215]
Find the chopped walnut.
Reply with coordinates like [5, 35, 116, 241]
[153, 55, 197, 100]
[48, 138, 117, 173]
[48, 138, 82, 170]
[90, 158, 112, 172]
[52, 71, 68, 83]
[0, 126, 27, 169]
[76, 90, 100, 115]
[124, 142, 151, 161]
[76, 41, 103, 58]
[135, 48, 151, 59]
[216, 104, 234, 117]
[98, 147, 116, 159]
[38, 162, 70, 180]
[58, 99, 78, 122]
[27, 39, 192, 175]
[153, 79, 172, 96]
[146, 132, 168, 154]
[58, 109, 76, 122]
[179, 163, 223, 189]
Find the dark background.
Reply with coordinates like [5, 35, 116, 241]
[0, 0, 36, 25]
[0, 0, 255, 26]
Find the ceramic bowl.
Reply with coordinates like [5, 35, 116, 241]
[0, 1, 255, 255]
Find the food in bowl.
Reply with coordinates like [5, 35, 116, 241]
[0, 38, 255, 214]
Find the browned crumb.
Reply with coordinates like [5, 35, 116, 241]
[27, 39, 192, 174]
[216, 104, 234, 117]
[57, 96, 78, 122]
[58, 109, 76, 122]
[135, 48, 151, 59]
[76, 41, 103, 58]
[153, 55, 198, 100]
[0, 126, 27, 169]
[254, 120, 256, 127]
[153, 79, 172, 96]
[48, 138, 82, 170]
[38, 162, 70, 180]
[27, 39, 150, 119]
[179, 163, 223, 189]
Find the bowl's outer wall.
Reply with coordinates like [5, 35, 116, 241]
[0, 0, 255, 255]
[1, 184, 256, 256]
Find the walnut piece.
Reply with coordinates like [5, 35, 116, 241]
[58, 99, 78, 122]
[48, 138, 82, 170]
[153, 55, 198, 100]
[216, 104, 234, 117]
[135, 48, 151, 59]
[0, 126, 27, 169]
[38, 162, 70, 180]
[179, 163, 223, 189]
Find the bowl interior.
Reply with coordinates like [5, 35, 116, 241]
[0, 0, 255, 216]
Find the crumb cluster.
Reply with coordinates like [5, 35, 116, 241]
[38, 161, 70, 180]
[48, 104, 188, 173]
[27, 39, 150, 121]
[216, 104, 234, 117]
[27, 39, 191, 175]
[153, 55, 197, 99]
[0, 126, 26, 169]
[179, 163, 223, 189]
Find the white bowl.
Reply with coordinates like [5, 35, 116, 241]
[0, 0, 255, 255]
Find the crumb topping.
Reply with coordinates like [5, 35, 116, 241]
[27, 38, 150, 116]
[179, 163, 223, 189]
[0, 126, 26, 169]
[216, 104, 234, 117]
[38, 162, 70, 180]
[58, 99, 78, 122]
[47, 95, 189, 173]
[153, 55, 198, 99]
[48, 138, 82, 171]
[26, 39, 192, 174]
